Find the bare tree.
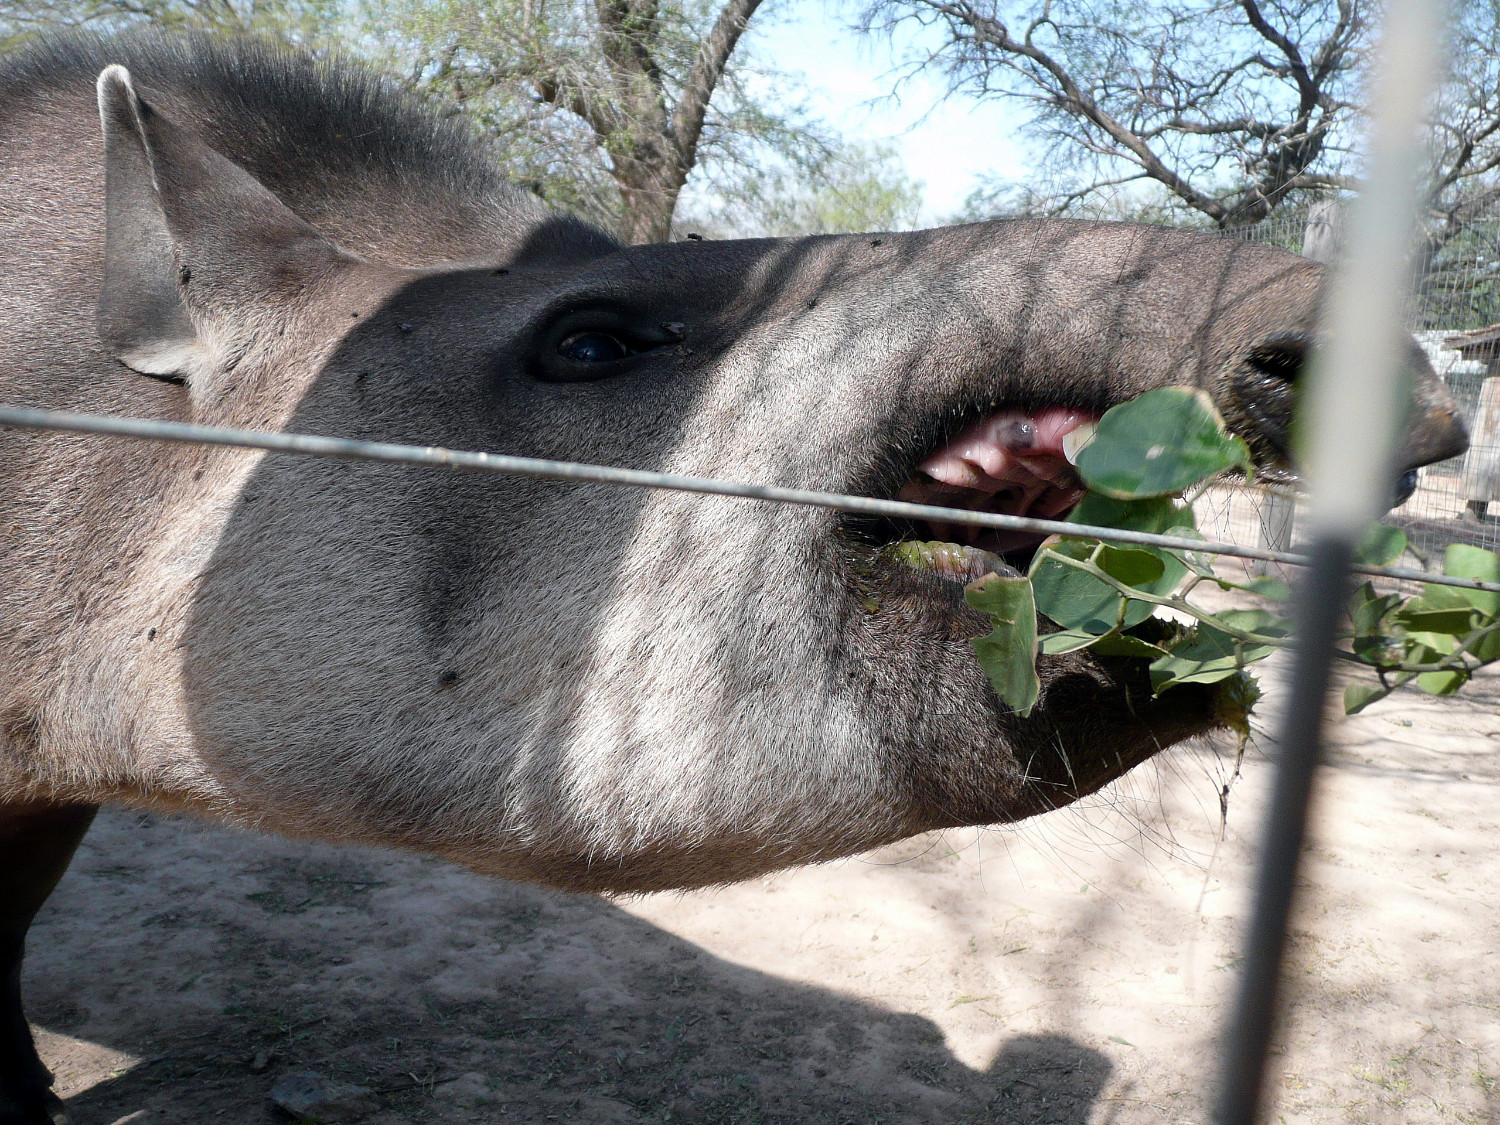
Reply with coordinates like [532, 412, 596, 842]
[861, 0, 1371, 228]
[2, 0, 926, 241]
[676, 139, 923, 237]
[543, 0, 764, 242]
[1427, 2, 1500, 246]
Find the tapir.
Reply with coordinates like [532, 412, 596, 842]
[0, 30, 1467, 1124]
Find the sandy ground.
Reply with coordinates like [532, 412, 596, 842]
[26, 664, 1500, 1125]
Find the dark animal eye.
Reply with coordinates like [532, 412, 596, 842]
[559, 332, 633, 364]
[531, 311, 685, 383]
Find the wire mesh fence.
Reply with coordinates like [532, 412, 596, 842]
[1198, 199, 1500, 574]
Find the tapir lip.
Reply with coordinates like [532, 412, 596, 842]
[840, 393, 1108, 567]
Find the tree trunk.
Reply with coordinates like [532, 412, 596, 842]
[615, 163, 686, 244]
[608, 0, 763, 243]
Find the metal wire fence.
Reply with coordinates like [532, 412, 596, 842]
[1200, 198, 1500, 575]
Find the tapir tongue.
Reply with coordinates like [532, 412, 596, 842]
[895, 408, 1097, 553]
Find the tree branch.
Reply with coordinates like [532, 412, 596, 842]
[534, 71, 623, 143]
[925, 0, 1231, 222]
[668, 0, 765, 171]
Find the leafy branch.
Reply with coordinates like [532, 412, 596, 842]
[960, 386, 1500, 723]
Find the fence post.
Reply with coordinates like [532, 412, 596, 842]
[1255, 203, 1344, 575]
[1300, 199, 1345, 265]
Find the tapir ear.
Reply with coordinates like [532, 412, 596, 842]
[95, 65, 345, 383]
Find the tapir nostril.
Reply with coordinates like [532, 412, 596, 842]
[1225, 335, 1310, 470]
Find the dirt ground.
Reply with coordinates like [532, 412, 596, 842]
[27, 662, 1500, 1125]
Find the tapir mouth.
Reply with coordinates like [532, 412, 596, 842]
[872, 407, 1099, 575]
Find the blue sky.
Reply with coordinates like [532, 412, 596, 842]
[741, 2, 1031, 223]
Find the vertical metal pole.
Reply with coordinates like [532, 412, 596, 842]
[1254, 205, 1346, 576]
[1211, 3, 1450, 1124]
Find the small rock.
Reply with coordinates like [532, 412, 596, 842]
[432, 1071, 491, 1110]
[251, 1049, 272, 1072]
[269, 1070, 379, 1122]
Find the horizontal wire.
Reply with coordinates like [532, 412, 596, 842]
[4, 404, 1499, 594]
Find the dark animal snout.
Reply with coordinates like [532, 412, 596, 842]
[1398, 403, 1468, 473]
[1221, 334, 1308, 469]
[1223, 332, 1470, 482]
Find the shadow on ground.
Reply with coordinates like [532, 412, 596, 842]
[30, 810, 1109, 1125]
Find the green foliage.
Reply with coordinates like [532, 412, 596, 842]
[1355, 523, 1409, 567]
[964, 572, 1039, 716]
[963, 386, 1500, 722]
[1073, 387, 1250, 498]
[1030, 541, 1162, 635]
[0, 0, 349, 51]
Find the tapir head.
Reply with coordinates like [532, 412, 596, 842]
[80, 62, 1464, 892]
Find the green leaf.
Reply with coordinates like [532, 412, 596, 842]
[1031, 498, 1191, 638]
[1149, 624, 1278, 693]
[965, 573, 1040, 716]
[1090, 631, 1169, 659]
[1036, 625, 1170, 660]
[1418, 668, 1468, 696]
[1407, 630, 1459, 655]
[1443, 544, 1500, 616]
[1354, 523, 1408, 566]
[1069, 493, 1196, 592]
[1215, 608, 1292, 639]
[1343, 682, 1390, 714]
[1031, 542, 1142, 635]
[1074, 387, 1250, 499]
[1037, 629, 1101, 655]
[1095, 545, 1166, 587]
[1244, 576, 1291, 601]
[1068, 492, 1197, 536]
[1414, 583, 1476, 612]
[1395, 598, 1476, 637]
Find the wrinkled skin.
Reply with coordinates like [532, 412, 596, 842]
[0, 30, 1468, 1124]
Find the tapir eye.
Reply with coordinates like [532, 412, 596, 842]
[530, 308, 686, 383]
[558, 332, 633, 364]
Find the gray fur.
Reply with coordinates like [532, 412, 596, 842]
[0, 32, 1466, 894]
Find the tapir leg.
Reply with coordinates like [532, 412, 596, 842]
[0, 803, 97, 1125]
